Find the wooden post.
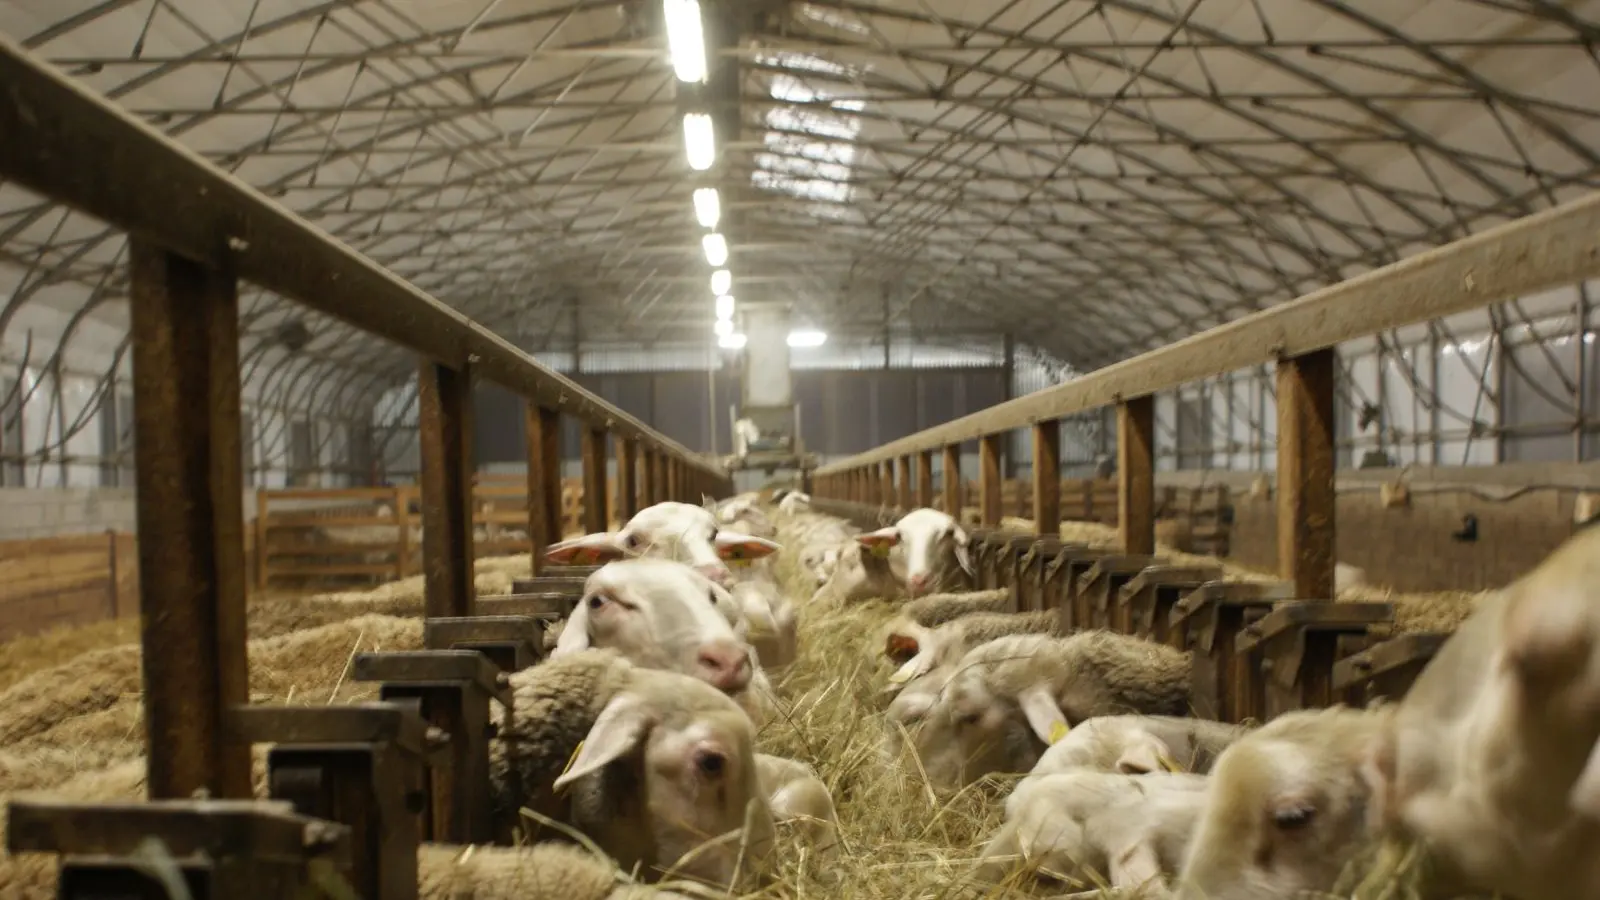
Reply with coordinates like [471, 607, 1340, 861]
[897, 455, 914, 510]
[667, 458, 682, 503]
[1118, 396, 1156, 555]
[418, 360, 476, 619]
[392, 484, 410, 580]
[253, 488, 269, 591]
[1033, 419, 1060, 536]
[616, 438, 639, 522]
[640, 447, 658, 507]
[523, 404, 561, 571]
[127, 241, 252, 801]
[879, 461, 894, 509]
[1277, 349, 1338, 599]
[581, 427, 607, 532]
[979, 434, 1003, 526]
[916, 451, 934, 509]
[653, 452, 669, 505]
[942, 445, 962, 516]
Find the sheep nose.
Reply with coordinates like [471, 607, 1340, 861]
[907, 573, 930, 593]
[696, 563, 732, 586]
[696, 642, 751, 692]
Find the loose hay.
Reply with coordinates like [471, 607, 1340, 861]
[0, 516, 1484, 899]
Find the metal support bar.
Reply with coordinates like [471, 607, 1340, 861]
[1276, 349, 1338, 599]
[418, 361, 475, 619]
[581, 428, 607, 533]
[1118, 396, 1156, 555]
[1033, 420, 1060, 536]
[128, 241, 252, 802]
[524, 404, 562, 572]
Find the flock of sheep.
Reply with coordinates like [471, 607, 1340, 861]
[8, 488, 1599, 900]
[476, 488, 1600, 900]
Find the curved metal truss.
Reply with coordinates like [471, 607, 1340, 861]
[1, 0, 1599, 480]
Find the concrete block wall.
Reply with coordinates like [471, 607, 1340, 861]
[0, 488, 140, 540]
[0, 487, 263, 541]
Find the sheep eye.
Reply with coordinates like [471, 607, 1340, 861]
[623, 533, 640, 550]
[956, 712, 982, 727]
[1273, 805, 1315, 830]
[586, 595, 605, 610]
[707, 589, 719, 606]
[696, 750, 725, 777]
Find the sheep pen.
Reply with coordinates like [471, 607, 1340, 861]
[0, 503, 1487, 899]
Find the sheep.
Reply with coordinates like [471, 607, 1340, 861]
[711, 494, 778, 540]
[1174, 704, 1390, 900]
[810, 536, 908, 604]
[875, 589, 1015, 669]
[1355, 521, 1600, 900]
[490, 648, 776, 891]
[732, 579, 799, 671]
[1022, 715, 1252, 786]
[756, 753, 841, 859]
[777, 491, 811, 515]
[549, 558, 780, 724]
[545, 502, 781, 587]
[883, 610, 1064, 688]
[974, 770, 1210, 893]
[897, 631, 1192, 789]
[795, 521, 859, 588]
[418, 843, 697, 899]
[854, 507, 976, 596]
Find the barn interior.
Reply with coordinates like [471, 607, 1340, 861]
[1, 1, 1599, 898]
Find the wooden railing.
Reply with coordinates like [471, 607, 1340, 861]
[0, 28, 733, 883]
[816, 187, 1600, 601]
[0, 531, 138, 642]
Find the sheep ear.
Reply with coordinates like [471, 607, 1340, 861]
[553, 693, 653, 790]
[546, 533, 629, 565]
[1017, 684, 1070, 745]
[550, 607, 591, 658]
[1115, 737, 1179, 775]
[1109, 836, 1164, 890]
[856, 527, 900, 559]
[888, 651, 934, 685]
[951, 525, 974, 576]
[714, 531, 781, 561]
[884, 632, 921, 664]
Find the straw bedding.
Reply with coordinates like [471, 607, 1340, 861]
[0, 515, 1484, 899]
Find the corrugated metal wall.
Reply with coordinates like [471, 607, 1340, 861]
[472, 367, 1007, 465]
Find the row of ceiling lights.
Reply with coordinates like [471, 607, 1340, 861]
[666, 0, 828, 352]
[665, 0, 746, 350]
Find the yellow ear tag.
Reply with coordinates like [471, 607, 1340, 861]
[868, 543, 892, 559]
[558, 740, 585, 784]
[728, 556, 751, 569]
[889, 667, 915, 684]
[1048, 721, 1070, 744]
[1157, 752, 1182, 773]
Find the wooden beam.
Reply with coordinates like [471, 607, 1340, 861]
[524, 404, 561, 570]
[942, 445, 962, 516]
[916, 451, 935, 508]
[979, 435, 1003, 526]
[1277, 349, 1338, 599]
[127, 241, 251, 801]
[897, 455, 914, 510]
[1033, 420, 1061, 536]
[1118, 396, 1156, 555]
[616, 438, 639, 521]
[418, 360, 476, 618]
[581, 428, 607, 533]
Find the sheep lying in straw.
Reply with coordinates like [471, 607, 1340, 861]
[892, 631, 1192, 790]
[488, 648, 779, 890]
[881, 609, 1064, 687]
[419, 843, 697, 899]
